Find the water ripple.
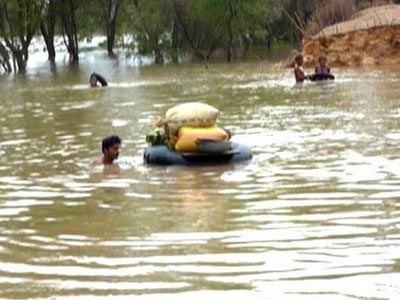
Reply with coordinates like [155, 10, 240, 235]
[1, 64, 400, 299]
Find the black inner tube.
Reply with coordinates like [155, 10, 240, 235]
[309, 73, 335, 81]
[90, 72, 108, 86]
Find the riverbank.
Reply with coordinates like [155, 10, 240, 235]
[302, 4, 400, 67]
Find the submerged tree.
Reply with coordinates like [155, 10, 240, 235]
[130, 0, 173, 64]
[0, 0, 45, 72]
[0, 41, 12, 73]
[195, 0, 269, 62]
[173, 0, 223, 61]
[127, 0, 301, 63]
[40, 0, 58, 62]
[106, 0, 124, 58]
[59, 0, 79, 62]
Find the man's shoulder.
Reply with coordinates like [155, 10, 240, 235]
[294, 63, 304, 70]
[91, 158, 104, 167]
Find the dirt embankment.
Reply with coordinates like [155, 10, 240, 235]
[302, 5, 400, 67]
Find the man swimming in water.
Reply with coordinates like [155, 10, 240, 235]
[92, 135, 122, 165]
[89, 72, 108, 87]
[315, 54, 331, 74]
[294, 54, 310, 83]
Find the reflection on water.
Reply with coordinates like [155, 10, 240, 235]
[1, 59, 400, 299]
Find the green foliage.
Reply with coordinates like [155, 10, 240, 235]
[0, 0, 44, 45]
[146, 129, 167, 146]
[195, 0, 263, 35]
[173, 0, 223, 60]
[122, 0, 303, 63]
[76, 1, 105, 39]
[132, 0, 172, 63]
[0, 0, 45, 71]
[270, 0, 320, 45]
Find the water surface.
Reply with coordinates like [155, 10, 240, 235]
[0, 57, 400, 299]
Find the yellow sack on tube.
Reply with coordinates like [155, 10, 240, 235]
[175, 126, 229, 153]
[166, 102, 219, 137]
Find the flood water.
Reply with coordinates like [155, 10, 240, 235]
[0, 54, 400, 299]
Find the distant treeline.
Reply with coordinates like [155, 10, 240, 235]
[0, 0, 398, 73]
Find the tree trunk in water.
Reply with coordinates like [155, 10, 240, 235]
[227, 20, 233, 62]
[41, 21, 57, 61]
[0, 42, 12, 73]
[227, 42, 233, 62]
[9, 45, 29, 73]
[154, 49, 164, 65]
[241, 34, 250, 59]
[72, 34, 79, 61]
[107, 0, 121, 58]
[171, 20, 179, 63]
[60, 0, 79, 62]
[71, 0, 79, 62]
[265, 24, 273, 51]
[13, 51, 27, 73]
[267, 36, 272, 50]
[0, 60, 12, 73]
[40, 0, 57, 61]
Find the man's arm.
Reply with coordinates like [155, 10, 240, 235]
[294, 67, 308, 82]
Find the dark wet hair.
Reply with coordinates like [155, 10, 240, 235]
[295, 54, 303, 63]
[319, 54, 327, 62]
[90, 72, 108, 86]
[102, 135, 122, 153]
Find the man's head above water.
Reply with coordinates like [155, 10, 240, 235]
[295, 54, 304, 66]
[89, 72, 108, 87]
[90, 74, 98, 87]
[101, 135, 122, 164]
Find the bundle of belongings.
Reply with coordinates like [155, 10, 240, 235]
[146, 102, 231, 153]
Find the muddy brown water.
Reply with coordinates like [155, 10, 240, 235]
[0, 57, 400, 299]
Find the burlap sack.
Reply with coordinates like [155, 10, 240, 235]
[165, 102, 219, 137]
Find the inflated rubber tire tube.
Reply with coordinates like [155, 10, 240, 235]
[144, 142, 252, 166]
[309, 73, 335, 81]
[90, 72, 108, 86]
